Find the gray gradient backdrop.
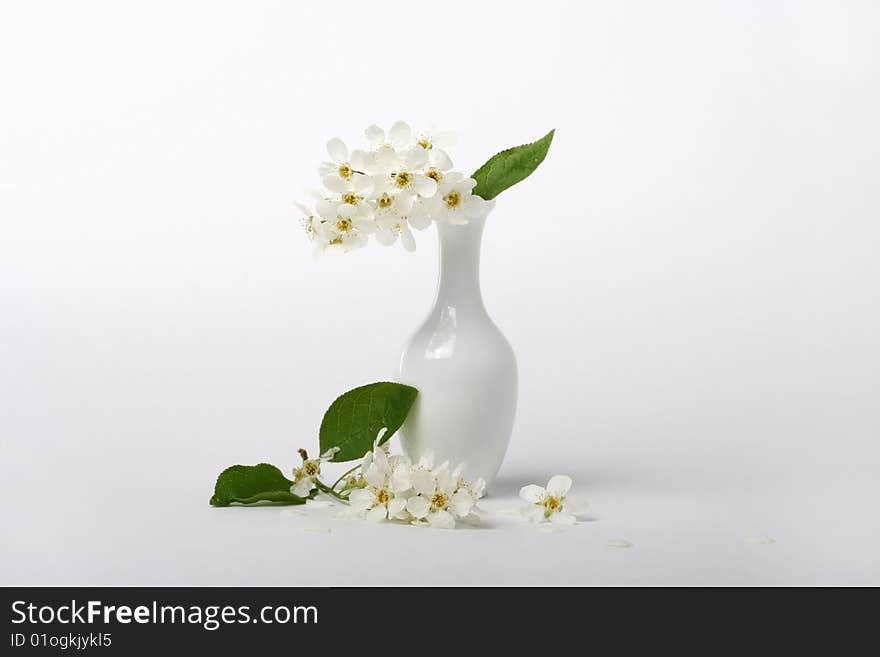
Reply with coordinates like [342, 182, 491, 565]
[2, 1, 878, 584]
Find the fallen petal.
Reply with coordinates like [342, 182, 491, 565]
[745, 535, 775, 545]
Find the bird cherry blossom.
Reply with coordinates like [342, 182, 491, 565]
[519, 475, 578, 525]
[297, 121, 491, 253]
[290, 447, 340, 498]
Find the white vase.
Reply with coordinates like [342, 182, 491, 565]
[397, 208, 517, 489]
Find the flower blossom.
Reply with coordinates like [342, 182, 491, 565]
[290, 447, 339, 497]
[297, 121, 490, 254]
[519, 475, 578, 525]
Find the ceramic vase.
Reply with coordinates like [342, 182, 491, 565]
[397, 208, 517, 488]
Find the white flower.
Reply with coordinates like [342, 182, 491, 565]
[315, 200, 373, 254]
[348, 443, 412, 522]
[413, 450, 435, 471]
[452, 463, 486, 505]
[361, 121, 413, 175]
[366, 120, 415, 151]
[317, 173, 375, 220]
[318, 137, 355, 185]
[426, 172, 493, 225]
[424, 148, 453, 184]
[519, 475, 578, 525]
[415, 127, 456, 153]
[290, 447, 339, 498]
[294, 201, 330, 251]
[372, 147, 437, 200]
[406, 461, 480, 529]
[372, 190, 417, 251]
[415, 128, 454, 187]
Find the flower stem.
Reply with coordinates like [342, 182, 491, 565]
[315, 479, 349, 502]
[330, 464, 360, 491]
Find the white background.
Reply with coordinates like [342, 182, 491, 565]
[2, 1, 879, 585]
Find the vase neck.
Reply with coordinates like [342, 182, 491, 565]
[434, 216, 486, 311]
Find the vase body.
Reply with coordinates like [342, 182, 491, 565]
[397, 212, 517, 489]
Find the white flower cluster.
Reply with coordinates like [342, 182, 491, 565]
[345, 443, 485, 529]
[296, 121, 493, 255]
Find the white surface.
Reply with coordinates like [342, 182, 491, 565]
[2, 1, 879, 585]
[398, 210, 518, 486]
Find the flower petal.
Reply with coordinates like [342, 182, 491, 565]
[450, 491, 475, 517]
[391, 464, 412, 492]
[459, 512, 481, 527]
[363, 464, 385, 487]
[463, 197, 491, 220]
[471, 478, 487, 498]
[322, 175, 348, 193]
[411, 175, 438, 198]
[522, 505, 545, 523]
[316, 199, 336, 221]
[348, 488, 373, 511]
[550, 510, 577, 525]
[395, 192, 415, 214]
[411, 469, 435, 496]
[417, 451, 435, 469]
[336, 203, 358, 218]
[406, 495, 430, 519]
[408, 212, 432, 231]
[400, 224, 416, 252]
[375, 227, 397, 246]
[291, 480, 313, 498]
[388, 496, 407, 517]
[326, 137, 348, 163]
[563, 494, 585, 514]
[351, 173, 373, 194]
[442, 171, 464, 186]
[389, 120, 411, 148]
[460, 177, 478, 192]
[519, 484, 545, 504]
[351, 149, 370, 171]
[364, 124, 385, 144]
[428, 148, 452, 171]
[403, 147, 427, 170]
[366, 505, 388, 523]
[546, 475, 572, 498]
[372, 445, 390, 473]
[428, 510, 455, 529]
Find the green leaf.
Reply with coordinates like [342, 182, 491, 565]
[209, 463, 306, 507]
[319, 382, 418, 462]
[471, 129, 555, 200]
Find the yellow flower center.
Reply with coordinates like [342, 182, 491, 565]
[394, 171, 412, 188]
[426, 168, 441, 183]
[542, 496, 561, 512]
[430, 492, 448, 510]
[443, 191, 461, 208]
[329, 236, 343, 245]
[341, 192, 358, 206]
[417, 138, 431, 150]
[378, 193, 393, 209]
[335, 218, 352, 232]
[303, 460, 320, 477]
[375, 488, 391, 505]
[338, 164, 352, 179]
